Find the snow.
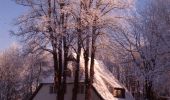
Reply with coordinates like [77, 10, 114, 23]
[78, 53, 134, 100]
[41, 52, 134, 100]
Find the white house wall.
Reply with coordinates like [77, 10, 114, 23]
[33, 84, 102, 100]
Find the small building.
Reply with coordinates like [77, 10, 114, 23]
[30, 54, 134, 100]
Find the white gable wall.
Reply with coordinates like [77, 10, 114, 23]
[33, 84, 102, 100]
[33, 84, 55, 100]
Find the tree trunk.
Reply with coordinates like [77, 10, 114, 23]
[53, 51, 59, 100]
[61, 36, 68, 100]
[145, 78, 154, 100]
[57, 37, 63, 100]
[84, 35, 90, 100]
[87, 25, 97, 100]
[58, 1, 65, 100]
[72, 21, 81, 100]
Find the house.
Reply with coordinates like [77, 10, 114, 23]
[30, 54, 134, 100]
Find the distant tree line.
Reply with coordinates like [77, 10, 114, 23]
[0, 45, 52, 100]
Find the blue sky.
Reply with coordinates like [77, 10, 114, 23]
[0, 0, 26, 51]
[0, 0, 144, 51]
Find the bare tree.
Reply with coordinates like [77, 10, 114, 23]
[13, 0, 74, 100]
[13, 0, 133, 100]
[109, 0, 170, 99]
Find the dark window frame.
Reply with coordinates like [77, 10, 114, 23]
[49, 85, 57, 94]
[66, 68, 72, 77]
[113, 87, 125, 98]
[78, 83, 85, 94]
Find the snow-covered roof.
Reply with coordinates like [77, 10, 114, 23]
[90, 59, 134, 100]
[40, 53, 134, 100]
[79, 54, 134, 100]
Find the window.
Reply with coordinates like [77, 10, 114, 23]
[113, 88, 125, 98]
[78, 83, 85, 94]
[105, 81, 125, 98]
[66, 68, 72, 77]
[49, 85, 57, 94]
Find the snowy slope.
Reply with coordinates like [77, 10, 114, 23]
[92, 60, 134, 100]
[78, 53, 134, 100]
